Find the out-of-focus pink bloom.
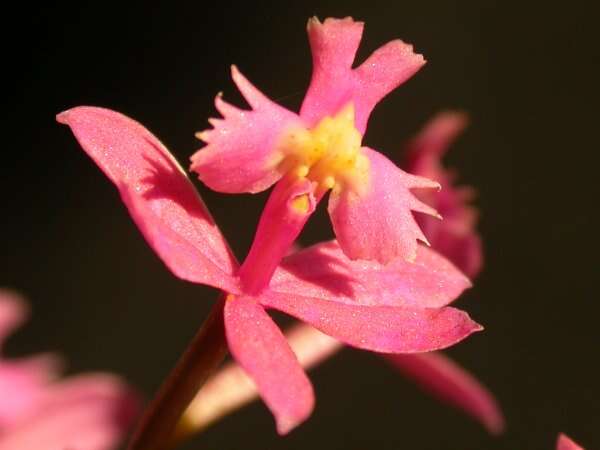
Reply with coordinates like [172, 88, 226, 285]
[406, 111, 482, 278]
[0, 289, 139, 450]
[58, 100, 481, 432]
[190, 17, 440, 271]
[557, 434, 585, 450]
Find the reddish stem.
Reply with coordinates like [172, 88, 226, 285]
[127, 294, 228, 450]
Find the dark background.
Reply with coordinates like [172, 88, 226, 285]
[2, 1, 598, 449]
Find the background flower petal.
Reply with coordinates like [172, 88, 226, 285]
[0, 374, 139, 450]
[270, 240, 471, 308]
[388, 352, 504, 435]
[190, 66, 302, 194]
[261, 292, 482, 353]
[557, 434, 585, 450]
[329, 147, 439, 264]
[57, 107, 239, 292]
[224, 296, 314, 434]
[0, 290, 28, 346]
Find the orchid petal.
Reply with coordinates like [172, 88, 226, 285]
[270, 240, 471, 308]
[190, 66, 302, 194]
[182, 324, 339, 433]
[224, 296, 314, 434]
[388, 352, 504, 435]
[300, 17, 362, 128]
[329, 147, 439, 264]
[352, 39, 426, 133]
[260, 292, 482, 353]
[0, 374, 139, 450]
[300, 17, 425, 134]
[557, 434, 585, 450]
[57, 107, 239, 292]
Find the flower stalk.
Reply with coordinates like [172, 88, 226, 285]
[127, 295, 228, 450]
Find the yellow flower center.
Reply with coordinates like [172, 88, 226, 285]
[275, 104, 369, 195]
[290, 194, 311, 214]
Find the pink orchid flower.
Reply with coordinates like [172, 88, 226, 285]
[179, 112, 503, 437]
[557, 433, 585, 450]
[0, 289, 139, 450]
[190, 16, 440, 284]
[57, 102, 481, 433]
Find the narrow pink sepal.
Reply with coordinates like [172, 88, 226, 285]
[270, 240, 471, 308]
[119, 188, 240, 294]
[224, 296, 314, 434]
[57, 106, 239, 292]
[406, 111, 482, 278]
[182, 324, 340, 431]
[300, 17, 425, 134]
[190, 66, 302, 194]
[0, 374, 139, 450]
[329, 147, 440, 264]
[260, 292, 482, 353]
[388, 352, 504, 434]
[557, 434, 585, 450]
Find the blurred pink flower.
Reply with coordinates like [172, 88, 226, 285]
[557, 434, 584, 450]
[58, 105, 480, 433]
[0, 289, 139, 450]
[190, 17, 440, 272]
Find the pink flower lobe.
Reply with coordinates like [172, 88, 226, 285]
[329, 147, 440, 263]
[57, 107, 239, 292]
[301, 17, 425, 134]
[190, 66, 302, 194]
[260, 291, 482, 354]
[224, 295, 314, 434]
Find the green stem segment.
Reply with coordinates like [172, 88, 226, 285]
[127, 295, 228, 450]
